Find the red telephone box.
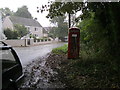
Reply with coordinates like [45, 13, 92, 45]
[68, 27, 80, 59]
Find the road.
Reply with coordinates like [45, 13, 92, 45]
[14, 42, 66, 67]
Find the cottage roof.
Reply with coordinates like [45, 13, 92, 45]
[10, 16, 42, 27]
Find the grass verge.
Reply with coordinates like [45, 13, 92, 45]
[52, 44, 68, 55]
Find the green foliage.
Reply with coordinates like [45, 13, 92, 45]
[1, 6, 33, 19]
[4, 28, 13, 39]
[48, 27, 57, 40]
[40, 2, 120, 57]
[12, 30, 18, 39]
[47, 2, 120, 88]
[38, 2, 120, 88]
[52, 44, 120, 88]
[52, 44, 68, 55]
[0, 8, 14, 17]
[14, 24, 29, 38]
[4, 28, 18, 39]
[77, 12, 110, 58]
[77, 3, 120, 58]
[4, 24, 29, 39]
[39, 2, 83, 19]
[60, 58, 120, 88]
[49, 16, 68, 41]
[14, 6, 32, 18]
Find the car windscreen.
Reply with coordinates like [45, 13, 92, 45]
[0, 48, 17, 71]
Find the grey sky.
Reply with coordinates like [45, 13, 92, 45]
[0, 0, 51, 27]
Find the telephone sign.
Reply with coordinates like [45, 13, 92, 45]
[68, 27, 80, 59]
[72, 34, 77, 37]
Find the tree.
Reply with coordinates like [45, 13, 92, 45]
[39, 1, 120, 57]
[14, 6, 32, 18]
[4, 28, 18, 39]
[4, 28, 13, 39]
[48, 27, 57, 40]
[0, 7, 14, 18]
[4, 24, 29, 39]
[83, 2, 120, 57]
[37, 1, 83, 19]
[14, 24, 29, 38]
[76, 2, 120, 57]
[12, 30, 18, 39]
[50, 16, 68, 41]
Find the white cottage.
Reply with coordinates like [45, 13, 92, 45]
[3, 16, 44, 38]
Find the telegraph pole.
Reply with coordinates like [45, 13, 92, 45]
[68, 13, 71, 28]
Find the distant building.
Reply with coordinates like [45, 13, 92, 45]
[3, 16, 44, 38]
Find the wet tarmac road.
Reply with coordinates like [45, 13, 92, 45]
[14, 42, 66, 67]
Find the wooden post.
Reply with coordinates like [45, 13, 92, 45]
[25, 39, 27, 46]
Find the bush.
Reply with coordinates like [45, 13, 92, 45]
[48, 39, 51, 41]
[45, 39, 47, 41]
[40, 38, 44, 42]
[59, 57, 120, 88]
[4, 28, 18, 39]
[37, 39, 40, 42]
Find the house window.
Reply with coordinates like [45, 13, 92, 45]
[35, 28, 38, 31]
[34, 34, 38, 37]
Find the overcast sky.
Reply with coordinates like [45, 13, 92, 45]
[0, 0, 51, 27]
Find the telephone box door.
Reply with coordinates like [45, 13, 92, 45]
[68, 27, 80, 59]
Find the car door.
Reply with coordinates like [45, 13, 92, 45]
[1, 47, 23, 90]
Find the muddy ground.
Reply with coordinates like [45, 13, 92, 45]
[19, 53, 67, 89]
